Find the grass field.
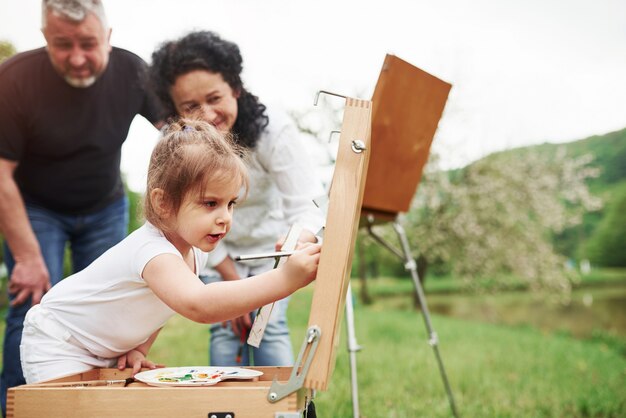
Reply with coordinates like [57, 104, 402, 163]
[147, 281, 626, 418]
[1, 276, 625, 417]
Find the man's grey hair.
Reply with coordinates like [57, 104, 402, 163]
[42, 0, 108, 29]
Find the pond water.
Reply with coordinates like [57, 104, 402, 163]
[423, 283, 626, 339]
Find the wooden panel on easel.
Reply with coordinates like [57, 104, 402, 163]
[362, 54, 451, 215]
[304, 98, 371, 391]
[8, 367, 301, 418]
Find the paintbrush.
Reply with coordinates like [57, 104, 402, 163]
[234, 251, 295, 261]
[31, 377, 136, 387]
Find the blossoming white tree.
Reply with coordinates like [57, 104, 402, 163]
[399, 148, 601, 298]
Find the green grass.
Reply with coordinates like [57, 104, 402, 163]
[366, 267, 626, 296]
[286, 285, 626, 418]
[1, 279, 625, 417]
[146, 283, 626, 417]
[578, 268, 626, 287]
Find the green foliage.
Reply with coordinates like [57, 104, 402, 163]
[586, 184, 626, 267]
[518, 128, 626, 260]
[500, 127, 626, 189]
[126, 188, 144, 233]
[570, 128, 626, 186]
[0, 40, 17, 63]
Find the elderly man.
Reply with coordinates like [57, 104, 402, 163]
[0, 0, 162, 413]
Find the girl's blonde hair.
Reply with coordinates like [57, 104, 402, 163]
[144, 118, 249, 232]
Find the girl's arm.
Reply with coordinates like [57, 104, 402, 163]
[117, 328, 164, 375]
[142, 243, 321, 324]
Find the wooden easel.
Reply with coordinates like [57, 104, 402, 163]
[359, 54, 459, 418]
[7, 94, 372, 418]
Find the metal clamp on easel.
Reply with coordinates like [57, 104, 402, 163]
[268, 326, 321, 402]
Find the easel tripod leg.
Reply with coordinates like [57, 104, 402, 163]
[392, 222, 460, 418]
[345, 282, 361, 418]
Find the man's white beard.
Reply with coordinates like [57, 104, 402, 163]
[65, 75, 96, 88]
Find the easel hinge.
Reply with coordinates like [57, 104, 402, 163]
[267, 326, 321, 403]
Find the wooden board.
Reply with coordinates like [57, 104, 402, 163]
[7, 367, 301, 418]
[304, 97, 372, 391]
[362, 54, 451, 215]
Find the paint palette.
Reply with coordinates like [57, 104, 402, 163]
[134, 366, 263, 387]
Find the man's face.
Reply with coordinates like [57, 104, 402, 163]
[42, 11, 112, 88]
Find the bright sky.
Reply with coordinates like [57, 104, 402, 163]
[1, 0, 625, 191]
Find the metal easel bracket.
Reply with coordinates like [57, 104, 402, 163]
[267, 326, 322, 403]
[315, 90, 367, 155]
[314, 90, 347, 106]
[327, 130, 341, 143]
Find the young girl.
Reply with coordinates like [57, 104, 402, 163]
[19, 119, 321, 384]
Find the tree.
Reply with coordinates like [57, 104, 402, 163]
[585, 184, 626, 267]
[0, 40, 17, 64]
[398, 148, 601, 296]
[127, 187, 144, 233]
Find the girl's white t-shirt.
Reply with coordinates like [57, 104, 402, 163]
[39, 222, 207, 359]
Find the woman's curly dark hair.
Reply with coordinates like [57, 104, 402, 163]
[149, 31, 269, 149]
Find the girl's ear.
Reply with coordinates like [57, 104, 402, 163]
[150, 188, 170, 219]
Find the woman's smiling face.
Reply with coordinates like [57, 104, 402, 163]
[170, 70, 239, 133]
